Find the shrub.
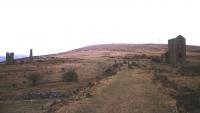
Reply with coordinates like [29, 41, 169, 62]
[12, 83, 16, 87]
[61, 67, 65, 72]
[131, 61, 137, 66]
[23, 81, 26, 84]
[127, 61, 137, 69]
[105, 68, 117, 76]
[181, 64, 200, 76]
[119, 62, 123, 66]
[105, 68, 112, 76]
[123, 60, 127, 64]
[128, 63, 133, 69]
[134, 54, 148, 59]
[62, 70, 78, 82]
[26, 72, 41, 86]
[112, 63, 119, 69]
[151, 56, 161, 63]
[176, 87, 200, 113]
[140, 54, 148, 58]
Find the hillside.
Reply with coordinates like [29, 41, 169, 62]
[0, 43, 200, 113]
[51, 44, 200, 61]
[63, 44, 200, 52]
[71, 44, 168, 52]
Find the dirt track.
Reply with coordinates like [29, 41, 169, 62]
[56, 68, 177, 113]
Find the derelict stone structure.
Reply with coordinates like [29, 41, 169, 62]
[162, 35, 186, 65]
[6, 52, 14, 64]
[30, 49, 33, 62]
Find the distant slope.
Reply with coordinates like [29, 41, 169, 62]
[71, 44, 168, 52]
[59, 44, 200, 54]
[52, 44, 200, 58]
[73, 43, 199, 51]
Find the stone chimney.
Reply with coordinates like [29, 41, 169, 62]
[30, 49, 33, 62]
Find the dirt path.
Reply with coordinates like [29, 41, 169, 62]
[56, 68, 177, 113]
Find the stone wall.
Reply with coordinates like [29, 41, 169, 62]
[6, 52, 14, 64]
[168, 35, 186, 65]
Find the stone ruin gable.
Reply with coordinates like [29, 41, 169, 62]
[168, 35, 186, 65]
[6, 52, 14, 64]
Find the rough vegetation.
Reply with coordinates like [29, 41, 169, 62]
[25, 72, 41, 86]
[104, 62, 122, 76]
[151, 56, 161, 63]
[0, 44, 200, 113]
[128, 61, 138, 69]
[181, 63, 200, 76]
[150, 62, 200, 113]
[62, 69, 78, 82]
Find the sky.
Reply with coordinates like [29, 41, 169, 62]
[0, 0, 200, 56]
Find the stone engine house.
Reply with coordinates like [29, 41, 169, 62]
[162, 35, 186, 65]
[6, 52, 14, 64]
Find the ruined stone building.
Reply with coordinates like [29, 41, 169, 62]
[6, 52, 14, 64]
[162, 35, 186, 65]
[30, 49, 33, 62]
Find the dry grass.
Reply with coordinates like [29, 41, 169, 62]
[0, 56, 115, 113]
[0, 44, 200, 113]
[56, 68, 176, 113]
[150, 61, 200, 113]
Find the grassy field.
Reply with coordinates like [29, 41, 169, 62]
[0, 44, 200, 113]
[0, 57, 115, 113]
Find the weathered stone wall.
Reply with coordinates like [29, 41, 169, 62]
[6, 52, 14, 64]
[168, 39, 176, 64]
[6, 52, 10, 64]
[168, 35, 186, 65]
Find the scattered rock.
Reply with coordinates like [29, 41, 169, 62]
[19, 91, 67, 100]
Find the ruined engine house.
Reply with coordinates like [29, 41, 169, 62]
[162, 35, 186, 65]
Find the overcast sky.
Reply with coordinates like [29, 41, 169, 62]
[0, 0, 200, 55]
